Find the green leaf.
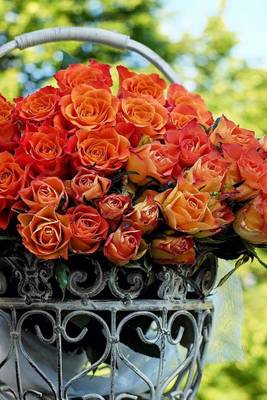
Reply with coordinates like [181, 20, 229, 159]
[0, 236, 17, 241]
[55, 263, 69, 299]
[216, 253, 250, 288]
[61, 51, 79, 69]
[127, 170, 140, 176]
[124, 261, 143, 269]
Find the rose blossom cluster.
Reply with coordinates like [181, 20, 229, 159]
[0, 60, 267, 266]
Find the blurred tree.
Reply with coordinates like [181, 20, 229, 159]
[175, 8, 267, 136]
[0, 0, 181, 97]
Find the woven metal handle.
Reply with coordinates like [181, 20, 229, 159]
[0, 27, 178, 82]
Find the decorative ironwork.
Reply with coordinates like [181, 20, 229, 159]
[0, 299, 213, 400]
[0, 254, 217, 399]
[0, 254, 218, 304]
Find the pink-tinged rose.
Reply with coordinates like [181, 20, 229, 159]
[70, 168, 111, 202]
[233, 194, 267, 244]
[104, 221, 146, 265]
[151, 236, 196, 265]
[166, 119, 211, 167]
[209, 115, 259, 150]
[222, 144, 265, 201]
[68, 204, 109, 254]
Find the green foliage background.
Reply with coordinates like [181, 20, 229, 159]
[0, 0, 266, 398]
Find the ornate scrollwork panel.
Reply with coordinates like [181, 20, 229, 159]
[0, 300, 213, 399]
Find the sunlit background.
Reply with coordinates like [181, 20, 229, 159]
[0, 0, 267, 398]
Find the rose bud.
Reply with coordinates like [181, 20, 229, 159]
[68, 204, 109, 254]
[155, 179, 218, 235]
[104, 221, 146, 266]
[19, 177, 68, 211]
[71, 168, 111, 202]
[233, 194, 267, 244]
[17, 206, 71, 260]
[151, 236, 196, 265]
[127, 196, 159, 234]
[97, 194, 131, 221]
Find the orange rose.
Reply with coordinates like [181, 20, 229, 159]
[155, 179, 217, 235]
[167, 83, 188, 106]
[15, 86, 60, 124]
[168, 83, 213, 127]
[0, 152, 27, 229]
[120, 95, 168, 138]
[210, 200, 235, 227]
[166, 119, 211, 167]
[127, 196, 159, 234]
[60, 84, 118, 131]
[209, 116, 259, 150]
[97, 194, 131, 221]
[0, 95, 18, 152]
[117, 65, 166, 104]
[67, 127, 130, 174]
[196, 199, 235, 238]
[151, 236, 196, 265]
[185, 151, 229, 192]
[237, 148, 267, 191]
[233, 194, 267, 244]
[71, 168, 111, 202]
[68, 204, 109, 254]
[15, 125, 67, 178]
[19, 177, 68, 211]
[55, 60, 112, 93]
[17, 206, 71, 260]
[222, 144, 263, 201]
[104, 221, 145, 265]
[126, 142, 179, 185]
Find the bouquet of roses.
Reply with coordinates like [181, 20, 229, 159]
[0, 58, 266, 291]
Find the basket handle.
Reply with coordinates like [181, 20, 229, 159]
[0, 27, 178, 82]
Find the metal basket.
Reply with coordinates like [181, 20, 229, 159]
[0, 28, 216, 400]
